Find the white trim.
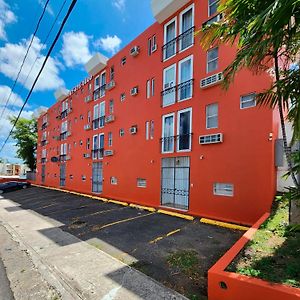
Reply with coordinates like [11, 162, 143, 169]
[178, 55, 193, 102]
[163, 17, 177, 61]
[240, 93, 257, 109]
[94, 75, 100, 91]
[213, 183, 234, 197]
[177, 107, 192, 152]
[100, 71, 106, 98]
[162, 112, 175, 154]
[206, 103, 218, 129]
[179, 4, 195, 53]
[92, 134, 98, 150]
[163, 63, 177, 107]
[208, 0, 218, 17]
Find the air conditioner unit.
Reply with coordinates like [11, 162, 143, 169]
[200, 72, 223, 89]
[130, 87, 139, 96]
[66, 131, 71, 137]
[130, 46, 140, 57]
[199, 133, 223, 145]
[104, 150, 114, 157]
[106, 80, 116, 90]
[105, 115, 115, 123]
[84, 124, 91, 130]
[84, 95, 92, 103]
[130, 126, 138, 135]
[83, 153, 91, 158]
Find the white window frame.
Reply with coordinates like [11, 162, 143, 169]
[93, 104, 99, 120]
[178, 55, 194, 102]
[145, 121, 150, 140]
[163, 63, 177, 107]
[92, 135, 98, 150]
[150, 120, 154, 139]
[213, 183, 234, 197]
[151, 78, 155, 97]
[208, 0, 218, 17]
[163, 17, 177, 61]
[240, 93, 256, 109]
[94, 75, 100, 90]
[100, 71, 106, 98]
[179, 4, 195, 52]
[162, 113, 175, 154]
[146, 80, 151, 99]
[137, 178, 147, 188]
[108, 132, 113, 147]
[99, 101, 105, 128]
[207, 47, 219, 73]
[99, 133, 104, 151]
[177, 107, 192, 152]
[206, 103, 218, 129]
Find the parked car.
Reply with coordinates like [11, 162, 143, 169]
[0, 181, 31, 194]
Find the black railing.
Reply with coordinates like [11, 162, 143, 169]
[59, 154, 66, 162]
[162, 26, 195, 61]
[41, 140, 47, 146]
[41, 122, 48, 130]
[202, 13, 224, 27]
[41, 158, 47, 164]
[161, 79, 194, 107]
[92, 148, 104, 160]
[160, 133, 193, 152]
[94, 85, 106, 100]
[92, 116, 105, 129]
[60, 132, 67, 140]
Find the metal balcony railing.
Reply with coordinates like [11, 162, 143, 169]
[160, 133, 193, 152]
[92, 116, 105, 129]
[162, 26, 195, 61]
[59, 154, 67, 162]
[91, 148, 104, 160]
[94, 84, 106, 100]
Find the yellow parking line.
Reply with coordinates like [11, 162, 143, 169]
[157, 209, 194, 221]
[108, 199, 128, 206]
[91, 212, 156, 231]
[200, 218, 250, 231]
[149, 228, 181, 244]
[80, 207, 128, 219]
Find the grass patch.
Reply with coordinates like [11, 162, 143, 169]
[228, 199, 300, 288]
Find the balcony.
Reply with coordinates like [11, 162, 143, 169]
[41, 122, 48, 130]
[60, 107, 72, 119]
[161, 133, 193, 153]
[162, 26, 195, 60]
[161, 79, 194, 107]
[92, 116, 105, 130]
[54, 87, 69, 102]
[92, 148, 104, 160]
[93, 85, 106, 100]
[85, 53, 108, 76]
[151, 0, 190, 23]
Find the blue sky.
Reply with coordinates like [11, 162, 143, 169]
[0, 0, 155, 163]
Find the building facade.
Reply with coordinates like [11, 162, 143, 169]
[35, 0, 281, 225]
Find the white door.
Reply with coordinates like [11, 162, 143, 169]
[164, 19, 176, 60]
[179, 56, 193, 101]
[162, 114, 174, 153]
[163, 65, 176, 107]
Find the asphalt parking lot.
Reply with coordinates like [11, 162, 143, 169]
[2, 187, 243, 299]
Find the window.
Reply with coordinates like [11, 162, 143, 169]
[207, 47, 218, 73]
[177, 108, 192, 151]
[162, 114, 175, 153]
[146, 80, 151, 99]
[148, 35, 157, 55]
[110, 177, 118, 185]
[119, 128, 124, 137]
[179, 5, 194, 51]
[100, 72, 106, 98]
[110, 66, 115, 81]
[213, 183, 234, 197]
[94, 76, 100, 89]
[150, 120, 154, 139]
[145, 121, 149, 140]
[178, 55, 193, 101]
[109, 99, 114, 114]
[61, 120, 68, 133]
[163, 64, 176, 107]
[93, 105, 99, 130]
[99, 101, 105, 128]
[121, 57, 126, 65]
[137, 178, 147, 188]
[240, 93, 256, 109]
[86, 138, 90, 150]
[206, 103, 218, 129]
[87, 111, 91, 123]
[99, 133, 104, 150]
[163, 18, 177, 60]
[120, 93, 126, 101]
[209, 0, 218, 16]
[108, 132, 113, 147]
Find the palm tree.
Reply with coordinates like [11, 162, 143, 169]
[197, 0, 300, 191]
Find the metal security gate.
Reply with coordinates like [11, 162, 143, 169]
[41, 165, 46, 183]
[161, 157, 190, 210]
[60, 163, 66, 187]
[92, 162, 103, 193]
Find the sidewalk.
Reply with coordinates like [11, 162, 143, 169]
[0, 195, 187, 300]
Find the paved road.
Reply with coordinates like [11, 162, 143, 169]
[0, 255, 14, 300]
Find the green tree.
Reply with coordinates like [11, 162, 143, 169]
[198, 0, 300, 191]
[10, 117, 37, 171]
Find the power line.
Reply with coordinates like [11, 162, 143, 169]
[9, 0, 67, 109]
[0, 0, 51, 120]
[0, 0, 78, 154]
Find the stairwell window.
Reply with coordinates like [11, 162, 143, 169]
[146, 80, 151, 99]
[213, 183, 234, 197]
[148, 35, 157, 56]
[206, 103, 218, 129]
[240, 93, 256, 109]
[207, 47, 218, 73]
[119, 128, 124, 137]
[121, 57, 126, 66]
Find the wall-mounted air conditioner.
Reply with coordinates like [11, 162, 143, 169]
[130, 46, 140, 57]
[130, 87, 139, 96]
[106, 80, 116, 90]
[200, 73, 223, 89]
[199, 133, 223, 145]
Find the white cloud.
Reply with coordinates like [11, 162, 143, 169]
[113, 0, 125, 11]
[0, 36, 64, 91]
[61, 31, 92, 68]
[94, 35, 122, 55]
[0, 0, 17, 40]
[0, 85, 23, 108]
[37, 0, 54, 16]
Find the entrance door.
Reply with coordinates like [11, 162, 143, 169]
[164, 19, 176, 59]
[161, 157, 190, 210]
[92, 162, 103, 193]
[60, 163, 66, 187]
[41, 165, 46, 183]
[163, 64, 176, 107]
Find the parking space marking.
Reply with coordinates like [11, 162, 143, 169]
[34, 203, 60, 210]
[78, 207, 128, 219]
[91, 212, 156, 232]
[46, 205, 90, 216]
[149, 229, 181, 244]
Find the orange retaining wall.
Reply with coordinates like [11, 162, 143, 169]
[208, 213, 300, 300]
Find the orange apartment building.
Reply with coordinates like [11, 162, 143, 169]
[35, 0, 282, 226]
